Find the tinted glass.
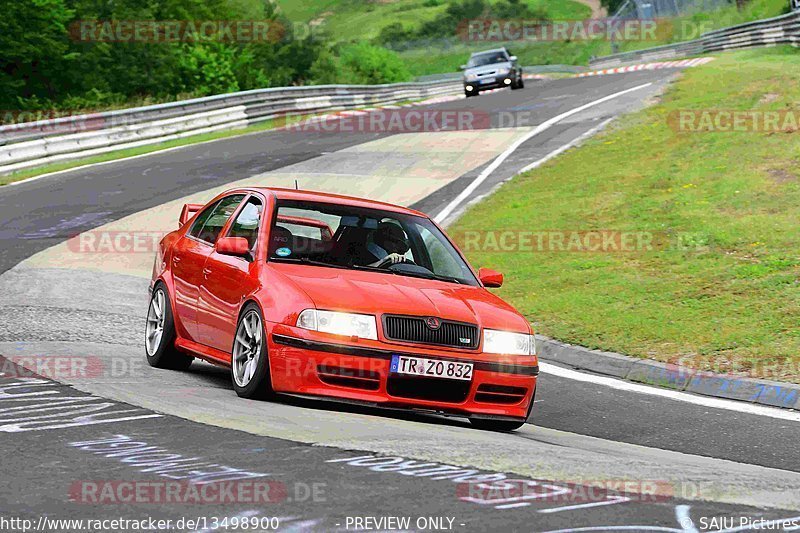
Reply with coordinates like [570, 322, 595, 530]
[227, 197, 263, 250]
[189, 194, 245, 244]
[268, 200, 478, 286]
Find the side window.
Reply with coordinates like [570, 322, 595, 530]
[188, 200, 221, 239]
[227, 197, 263, 251]
[189, 194, 245, 244]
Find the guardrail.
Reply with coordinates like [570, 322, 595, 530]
[414, 64, 585, 82]
[0, 79, 462, 175]
[590, 10, 800, 68]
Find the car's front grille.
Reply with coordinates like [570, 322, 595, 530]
[387, 376, 471, 403]
[477, 71, 497, 77]
[383, 315, 479, 349]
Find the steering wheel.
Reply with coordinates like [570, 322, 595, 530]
[375, 255, 415, 268]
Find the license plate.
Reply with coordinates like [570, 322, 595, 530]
[479, 77, 495, 84]
[390, 355, 473, 381]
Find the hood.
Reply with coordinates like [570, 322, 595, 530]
[270, 263, 530, 333]
[464, 62, 512, 77]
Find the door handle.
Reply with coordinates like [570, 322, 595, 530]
[172, 256, 181, 264]
[203, 267, 212, 278]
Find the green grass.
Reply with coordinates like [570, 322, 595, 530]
[275, 0, 591, 42]
[400, 40, 607, 76]
[615, 0, 791, 55]
[450, 46, 800, 382]
[397, 0, 790, 75]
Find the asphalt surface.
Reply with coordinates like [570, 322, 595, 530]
[2, 69, 799, 531]
[4, 357, 796, 532]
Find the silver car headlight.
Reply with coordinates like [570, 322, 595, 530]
[297, 309, 378, 340]
[496, 68, 510, 76]
[465, 73, 478, 81]
[483, 329, 535, 355]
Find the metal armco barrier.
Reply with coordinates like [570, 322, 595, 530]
[590, 10, 800, 68]
[0, 80, 461, 175]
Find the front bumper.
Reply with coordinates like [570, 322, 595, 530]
[464, 76, 513, 92]
[268, 329, 538, 420]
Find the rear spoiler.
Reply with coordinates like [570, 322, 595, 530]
[179, 203, 204, 228]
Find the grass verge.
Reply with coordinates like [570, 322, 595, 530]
[451, 46, 800, 382]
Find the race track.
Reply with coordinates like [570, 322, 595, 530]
[2, 69, 799, 532]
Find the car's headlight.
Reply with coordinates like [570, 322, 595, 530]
[497, 68, 510, 75]
[297, 309, 378, 340]
[483, 329, 535, 355]
[465, 73, 477, 81]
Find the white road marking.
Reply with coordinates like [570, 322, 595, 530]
[433, 82, 653, 223]
[540, 362, 800, 423]
[675, 505, 699, 533]
[517, 117, 614, 175]
[538, 495, 632, 514]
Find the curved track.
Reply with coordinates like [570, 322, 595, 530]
[2, 70, 799, 531]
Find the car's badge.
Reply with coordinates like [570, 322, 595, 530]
[275, 247, 292, 257]
[459, 338, 471, 344]
[425, 317, 441, 330]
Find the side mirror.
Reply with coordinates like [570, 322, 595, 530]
[216, 237, 250, 257]
[459, 64, 467, 70]
[478, 267, 503, 288]
[509, 55, 518, 62]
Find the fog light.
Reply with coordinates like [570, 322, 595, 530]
[465, 85, 474, 91]
[504, 78, 512, 85]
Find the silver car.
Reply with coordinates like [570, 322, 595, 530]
[461, 47, 524, 97]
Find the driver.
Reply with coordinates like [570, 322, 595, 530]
[367, 222, 410, 267]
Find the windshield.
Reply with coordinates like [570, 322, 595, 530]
[467, 51, 508, 68]
[267, 200, 479, 286]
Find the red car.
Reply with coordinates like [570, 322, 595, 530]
[145, 188, 538, 431]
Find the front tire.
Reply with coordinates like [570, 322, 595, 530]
[231, 303, 274, 400]
[145, 284, 193, 370]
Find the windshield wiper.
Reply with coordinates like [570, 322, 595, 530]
[387, 269, 463, 285]
[269, 256, 349, 270]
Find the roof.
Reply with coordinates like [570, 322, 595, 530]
[242, 187, 429, 218]
[470, 47, 508, 56]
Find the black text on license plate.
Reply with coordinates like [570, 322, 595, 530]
[390, 355, 473, 381]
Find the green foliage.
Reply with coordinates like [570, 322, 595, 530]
[378, 0, 553, 46]
[0, 0, 74, 106]
[310, 42, 412, 84]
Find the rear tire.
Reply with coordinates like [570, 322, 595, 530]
[145, 284, 193, 370]
[231, 303, 274, 400]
